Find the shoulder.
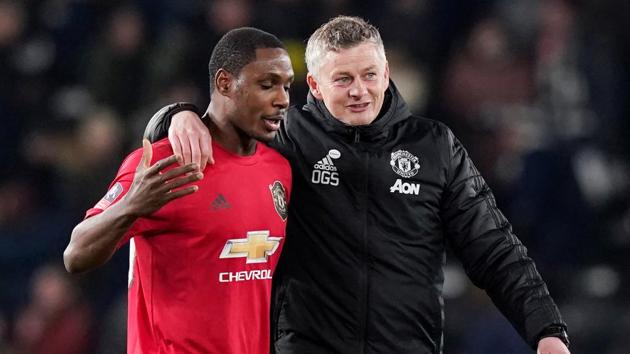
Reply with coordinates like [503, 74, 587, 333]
[118, 138, 174, 173]
[284, 106, 310, 130]
[394, 115, 454, 143]
[259, 143, 290, 167]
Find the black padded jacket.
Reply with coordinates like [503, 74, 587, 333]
[146, 82, 567, 354]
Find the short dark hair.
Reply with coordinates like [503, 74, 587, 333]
[208, 27, 285, 93]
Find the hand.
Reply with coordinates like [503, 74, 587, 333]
[169, 110, 213, 170]
[537, 337, 570, 354]
[123, 139, 202, 217]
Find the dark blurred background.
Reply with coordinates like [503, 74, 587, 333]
[0, 0, 628, 353]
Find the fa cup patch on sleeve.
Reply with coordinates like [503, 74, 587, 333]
[95, 182, 123, 210]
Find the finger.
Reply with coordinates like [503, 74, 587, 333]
[208, 143, 214, 166]
[168, 127, 184, 165]
[191, 136, 202, 171]
[179, 135, 193, 166]
[158, 172, 203, 193]
[139, 139, 153, 170]
[199, 135, 211, 169]
[165, 186, 199, 202]
[145, 155, 181, 177]
[159, 163, 200, 182]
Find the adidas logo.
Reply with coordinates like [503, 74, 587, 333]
[311, 149, 340, 186]
[314, 155, 337, 171]
[211, 194, 231, 210]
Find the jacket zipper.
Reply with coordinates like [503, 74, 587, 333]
[359, 143, 369, 354]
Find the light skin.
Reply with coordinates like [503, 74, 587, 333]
[306, 42, 390, 126]
[163, 41, 570, 354]
[63, 47, 294, 274]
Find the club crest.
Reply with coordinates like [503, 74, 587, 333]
[269, 181, 288, 221]
[390, 150, 420, 178]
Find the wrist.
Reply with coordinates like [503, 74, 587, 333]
[168, 102, 200, 119]
[144, 102, 200, 142]
[111, 195, 143, 222]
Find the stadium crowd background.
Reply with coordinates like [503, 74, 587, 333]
[0, 0, 628, 353]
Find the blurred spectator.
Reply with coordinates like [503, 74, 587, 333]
[0, 1, 628, 352]
[440, 16, 535, 195]
[13, 264, 92, 354]
[84, 5, 148, 116]
[0, 174, 71, 321]
[442, 17, 534, 124]
[0, 312, 14, 353]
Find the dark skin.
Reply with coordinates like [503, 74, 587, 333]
[171, 47, 294, 162]
[63, 47, 294, 273]
[63, 140, 202, 273]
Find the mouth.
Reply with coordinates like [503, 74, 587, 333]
[262, 114, 284, 132]
[347, 102, 370, 113]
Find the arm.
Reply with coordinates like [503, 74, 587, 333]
[143, 102, 212, 169]
[63, 140, 202, 273]
[439, 126, 569, 351]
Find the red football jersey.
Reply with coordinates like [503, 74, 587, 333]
[86, 138, 291, 354]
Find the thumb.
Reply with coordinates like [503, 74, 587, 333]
[140, 139, 153, 169]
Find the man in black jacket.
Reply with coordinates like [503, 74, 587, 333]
[144, 16, 570, 354]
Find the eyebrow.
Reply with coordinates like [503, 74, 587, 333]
[331, 65, 378, 77]
[259, 72, 294, 82]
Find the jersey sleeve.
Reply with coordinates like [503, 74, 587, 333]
[85, 147, 145, 249]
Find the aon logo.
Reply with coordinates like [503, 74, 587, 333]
[390, 179, 420, 195]
[312, 170, 339, 186]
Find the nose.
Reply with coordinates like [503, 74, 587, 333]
[349, 79, 367, 99]
[274, 87, 289, 109]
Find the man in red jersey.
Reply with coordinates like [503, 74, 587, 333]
[63, 27, 294, 354]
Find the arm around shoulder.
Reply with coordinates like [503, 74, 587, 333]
[143, 102, 212, 169]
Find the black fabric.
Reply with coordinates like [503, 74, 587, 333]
[144, 81, 567, 354]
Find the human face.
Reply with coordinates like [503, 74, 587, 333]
[307, 42, 389, 126]
[229, 48, 294, 142]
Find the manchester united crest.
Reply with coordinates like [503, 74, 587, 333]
[269, 181, 288, 221]
[390, 150, 420, 178]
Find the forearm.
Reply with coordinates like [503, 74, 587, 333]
[63, 198, 139, 273]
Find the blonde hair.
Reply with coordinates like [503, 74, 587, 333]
[305, 16, 386, 77]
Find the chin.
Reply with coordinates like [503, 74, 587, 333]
[255, 132, 276, 143]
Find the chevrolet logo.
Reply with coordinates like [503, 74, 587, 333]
[219, 231, 282, 264]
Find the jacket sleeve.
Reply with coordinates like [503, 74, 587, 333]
[439, 126, 567, 348]
[143, 103, 200, 142]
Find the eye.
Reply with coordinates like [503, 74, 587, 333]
[334, 76, 351, 84]
[365, 72, 377, 80]
[260, 82, 273, 90]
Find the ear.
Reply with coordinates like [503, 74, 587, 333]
[214, 69, 233, 97]
[306, 73, 323, 100]
[384, 61, 390, 87]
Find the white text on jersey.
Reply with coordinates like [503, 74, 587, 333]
[390, 179, 421, 195]
[219, 269, 272, 283]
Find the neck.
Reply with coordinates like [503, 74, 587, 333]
[205, 101, 257, 156]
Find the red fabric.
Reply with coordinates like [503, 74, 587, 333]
[86, 138, 291, 354]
